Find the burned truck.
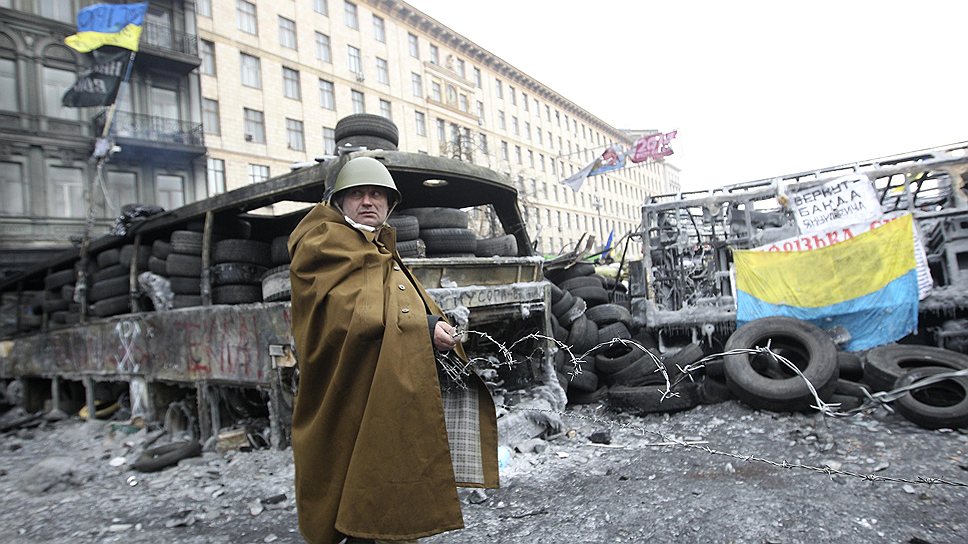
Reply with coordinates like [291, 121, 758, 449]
[0, 141, 553, 447]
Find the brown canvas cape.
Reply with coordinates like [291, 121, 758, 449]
[288, 203, 499, 544]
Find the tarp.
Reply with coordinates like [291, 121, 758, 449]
[735, 214, 919, 351]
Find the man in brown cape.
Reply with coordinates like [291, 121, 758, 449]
[288, 156, 499, 544]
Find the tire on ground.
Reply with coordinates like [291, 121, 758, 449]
[837, 351, 864, 382]
[551, 290, 574, 319]
[567, 385, 608, 405]
[607, 382, 701, 414]
[567, 315, 599, 354]
[596, 344, 647, 375]
[131, 440, 202, 473]
[723, 317, 839, 412]
[864, 344, 968, 392]
[567, 368, 599, 393]
[893, 366, 968, 430]
[597, 322, 631, 344]
[585, 303, 633, 328]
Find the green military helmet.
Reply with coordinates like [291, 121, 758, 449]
[330, 156, 401, 206]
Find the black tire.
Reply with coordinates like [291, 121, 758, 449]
[568, 368, 599, 393]
[60, 283, 75, 302]
[607, 382, 701, 414]
[270, 236, 291, 265]
[632, 329, 658, 350]
[559, 276, 603, 291]
[335, 134, 397, 151]
[213, 284, 263, 305]
[558, 296, 587, 327]
[834, 379, 871, 399]
[724, 317, 839, 412]
[50, 310, 68, 324]
[169, 276, 201, 295]
[893, 366, 968, 430]
[92, 264, 127, 283]
[148, 255, 167, 275]
[42, 296, 69, 313]
[584, 303, 633, 328]
[397, 239, 426, 258]
[211, 262, 268, 286]
[475, 235, 518, 257]
[131, 440, 202, 473]
[597, 322, 631, 344]
[705, 359, 725, 379]
[608, 353, 668, 387]
[568, 286, 609, 307]
[96, 248, 121, 268]
[92, 294, 131, 318]
[119, 244, 151, 269]
[421, 228, 478, 255]
[546, 262, 595, 283]
[567, 315, 599, 354]
[261, 265, 291, 302]
[334, 113, 399, 146]
[185, 217, 252, 238]
[829, 393, 863, 412]
[170, 230, 204, 255]
[549, 282, 564, 304]
[90, 276, 130, 302]
[151, 239, 171, 259]
[663, 343, 705, 374]
[552, 315, 569, 343]
[172, 295, 202, 309]
[166, 254, 203, 277]
[551, 290, 575, 318]
[837, 351, 864, 382]
[596, 344, 648, 375]
[403, 207, 468, 229]
[567, 386, 608, 405]
[864, 344, 968, 392]
[44, 268, 76, 290]
[387, 215, 419, 241]
[213, 239, 271, 265]
[699, 375, 734, 405]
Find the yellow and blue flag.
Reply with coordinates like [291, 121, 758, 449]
[734, 214, 919, 351]
[65, 2, 149, 53]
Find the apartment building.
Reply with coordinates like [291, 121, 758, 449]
[197, 0, 680, 255]
[0, 0, 205, 279]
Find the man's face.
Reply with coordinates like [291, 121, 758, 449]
[340, 185, 390, 227]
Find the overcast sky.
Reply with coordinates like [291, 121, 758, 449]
[407, 0, 967, 191]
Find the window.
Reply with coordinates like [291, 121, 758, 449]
[525, 122, 531, 140]
[431, 81, 441, 102]
[379, 99, 392, 120]
[476, 101, 484, 119]
[459, 94, 468, 112]
[347, 45, 362, 74]
[43, 67, 78, 120]
[286, 118, 305, 150]
[500, 141, 508, 161]
[539, 154, 545, 171]
[429, 44, 439, 65]
[103, 171, 136, 213]
[344, 1, 358, 29]
[479, 133, 488, 154]
[202, 98, 220, 135]
[495, 79, 503, 99]
[522, 93, 529, 111]
[322, 126, 336, 154]
[512, 116, 519, 135]
[283, 67, 301, 99]
[411, 73, 422, 97]
[528, 150, 534, 168]
[39, 0, 73, 23]
[197, 0, 212, 16]
[278, 17, 297, 49]
[415, 111, 426, 136]
[206, 159, 225, 195]
[315, 32, 332, 62]
[537, 130, 542, 145]
[515, 145, 522, 164]
[248, 164, 269, 184]
[318, 79, 335, 109]
[240, 53, 261, 88]
[456, 58, 466, 79]
[0, 162, 24, 215]
[372, 15, 385, 42]
[156, 175, 184, 210]
[314, 0, 328, 15]
[510, 86, 516, 105]
[351, 90, 365, 113]
[0, 59, 15, 112]
[473, 67, 482, 88]
[498, 111, 505, 130]
[200, 40, 216, 75]
[446, 85, 456, 105]
[546, 105, 551, 121]
[243, 108, 265, 143]
[408, 33, 419, 58]
[375, 57, 389, 84]
[236, 0, 257, 34]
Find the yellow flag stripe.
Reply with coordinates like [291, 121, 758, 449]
[734, 214, 915, 308]
[65, 24, 143, 53]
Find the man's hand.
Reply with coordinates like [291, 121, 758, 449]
[433, 320, 461, 351]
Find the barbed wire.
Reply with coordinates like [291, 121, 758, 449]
[451, 329, 968, 489]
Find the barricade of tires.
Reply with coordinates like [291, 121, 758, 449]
[395, 207, 518, 258]
[261, 235, 292, 303]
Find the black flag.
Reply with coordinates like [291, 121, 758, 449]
[61, 46, 129, 108]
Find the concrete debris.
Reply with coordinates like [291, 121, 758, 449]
[588, 429, 612, 444]
[164, 510, 196, 528]
[513, 438, 547, 454]
[19, 456, 81, 493]
[249, 499, 264, 516]
[466, 489, 488, 504]
[217, 428, 250, 453]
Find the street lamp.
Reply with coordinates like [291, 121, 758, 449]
[591, 196, 604, 245]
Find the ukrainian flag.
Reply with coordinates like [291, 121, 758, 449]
[734, 214, 919, 351]
[65, 2, 149, 53]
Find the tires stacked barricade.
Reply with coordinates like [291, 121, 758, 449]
[167, 230, 205, 309]
[42, 267, 76, 329]
[211, 239, 270, 305]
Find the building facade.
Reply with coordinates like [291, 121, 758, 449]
[196, 0, 680, 255]
[0, 0, 205, 280]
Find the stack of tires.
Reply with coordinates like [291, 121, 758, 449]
[43, 267, 78, 329]
[89, 244, 150, 318]
[545, 262, 709, 412]
[334, 114, 399, 152]
[210, 239, 270, 305]
[388, 214, 424, 258]
[166, 230, 207, 309]
[260, 235, 292, 303]
[393, 207, 518, 259]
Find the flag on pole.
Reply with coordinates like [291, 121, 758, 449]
[629, 130, 677, 163]
[602, 229, 615, 260]
[589, 145, 627, 176]
[65, 2, 149, 53]
[560, 158, 600, 192]
[62, 46, 129, 107]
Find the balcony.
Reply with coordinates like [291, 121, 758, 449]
[95, 111, 205, 158]
[136, 21, 201, 72]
